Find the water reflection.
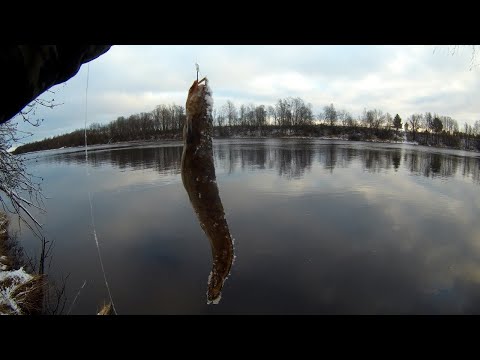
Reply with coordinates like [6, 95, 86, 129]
[402, 150, 477, 180]
[39, 145, 183, 174]
[180, 79, 234, 304]
[18, 139, 480, 314]
[37, 141, 480, 184]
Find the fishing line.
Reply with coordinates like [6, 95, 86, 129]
[67, 279, 87, 314]
[84, 63, 118, 314]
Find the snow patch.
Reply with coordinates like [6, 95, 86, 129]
[0, 267, 34, 315]
[204, 81, 214, 115]
[206, 269, 223, 305]
[0, 267, 32, 283]
[207, 293, 222, 305]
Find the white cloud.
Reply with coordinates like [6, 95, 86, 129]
[249, 71, 317, 96]
[13, 45, 480, 142]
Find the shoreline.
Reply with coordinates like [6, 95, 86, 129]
[18, 135, 480, 156]
[0, 213, 43, 315]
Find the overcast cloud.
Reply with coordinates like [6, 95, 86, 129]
[12, 45, 480, 143]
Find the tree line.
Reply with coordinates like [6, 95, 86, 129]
[13, 99, 480, 154]
[36, 141, 480, 184]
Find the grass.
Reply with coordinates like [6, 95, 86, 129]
[0, 212, 10, 266]
[2, 274, 45, 315]
[97, 301, 114, 315]
[1, 212, 45, 315]
[2, 211, 115, 315]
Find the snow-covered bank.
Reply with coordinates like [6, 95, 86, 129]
[218, 133, 420, 145]
[0, 213, 43, 315]
[0, 265, 35, 315]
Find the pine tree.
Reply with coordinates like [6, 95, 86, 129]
[393, 114, 402, 132]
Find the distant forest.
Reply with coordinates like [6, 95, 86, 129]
[42, 141, 480, 184]
[13, 97, 480, 154]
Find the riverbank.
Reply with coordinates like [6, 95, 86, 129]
[14, 125, 480, 155]
[1, 212, 116, 315]
[0, 213, 44, 315]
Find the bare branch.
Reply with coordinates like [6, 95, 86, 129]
[441, 45, 479, 71]
[18, 88, 63, 127]
[0, 120, 46, 237]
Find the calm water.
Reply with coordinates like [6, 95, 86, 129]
[14, 139, 480, 314]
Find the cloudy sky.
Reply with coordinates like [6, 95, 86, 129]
[13, 45, 480, 143]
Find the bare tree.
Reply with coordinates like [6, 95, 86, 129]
[372, 109, 386, 130]
[362, 108, 374, 128]
[323, 103, 337, 126]
[345, 113, 356, 127]
[361, 108, 385, 131]
[300, 102, 314, 126]
[337, 109, 348, 126]
[0, 121, 45, 237]
[317, 111, 325, 125]
[222, 100, 238, 127]
[267, 105, 277, 126]
[408, 113, 423, 140]
[385, 113, 393, 129]
[245, 104, 256, 126]
[255, 105, 267, 126]
[432, 117, 443, 133]
[214, 109, 225, 128]
[16, 89, 64, 128]
[424, 112, 433, 133]
[239, 105, 247, 126]
[276, 99, 291, 127]
[436, 45, 479, 71]
[464, 122, 474, 148]
[474, 120, 480, 136]
[440, 116, 459, 135]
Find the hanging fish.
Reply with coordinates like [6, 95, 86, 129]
[181, 77, 235, 304]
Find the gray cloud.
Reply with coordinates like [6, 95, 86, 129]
[12, 45, 480, 143]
